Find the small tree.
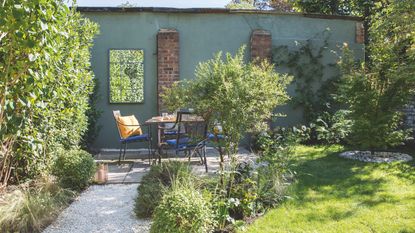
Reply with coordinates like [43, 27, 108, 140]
[338, 0, 415, 151]
[162, 46, 291, 170]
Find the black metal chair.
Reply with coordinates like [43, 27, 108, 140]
[162, 110, 209, 172]
[113, 110, 152, 164]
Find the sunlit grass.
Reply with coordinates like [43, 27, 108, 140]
[244, 145, 415, 233]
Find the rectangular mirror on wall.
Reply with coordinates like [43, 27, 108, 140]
[109, 49, 144, 103]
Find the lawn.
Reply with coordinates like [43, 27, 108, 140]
[245, 145, 415, 233]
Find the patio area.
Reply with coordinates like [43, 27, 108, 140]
[94, 147, 255, 184]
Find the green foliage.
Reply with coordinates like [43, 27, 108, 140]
[0, 177, 75, 233]
[255, 126, 309, 151]
[211, 154, 293, 230]
[291, 0, 370, 15]
[52, 150, 96, 191]
[81, 76, 102, 153]
[150, 178, 215, 233]
[162, 48, 292, 229]
[226, 0, 255, 9]
[256, 162, 289, 209]
[228, 163, 259, 219]
[162, 46, 292, 157]
[272, 32, 339, 123]
[210, 125, 300, 229]
[268, 0, 295, 12]
[0, 1, 99, 185]
[313, 109, 353, 144]
[109, 49, 144, 103]
[272, 32, 357, 145]
[368, 1, 415, 76]
[338, 0, 415, 150]
[135, 161, 191, 218]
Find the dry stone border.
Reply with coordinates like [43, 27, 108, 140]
[339, 151, 413, 163]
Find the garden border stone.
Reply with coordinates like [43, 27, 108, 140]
[339, 151, 413, 163]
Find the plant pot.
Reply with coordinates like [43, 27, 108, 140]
[94, 163, 108, 184]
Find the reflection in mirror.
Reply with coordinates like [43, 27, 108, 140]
[109, 49, 144, 103]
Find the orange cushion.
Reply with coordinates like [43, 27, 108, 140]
[117, 115, 143, 139]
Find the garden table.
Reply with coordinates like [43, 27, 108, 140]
[144, 114, 205, 163]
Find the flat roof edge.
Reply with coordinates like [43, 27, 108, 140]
[76, 7, 363, 21]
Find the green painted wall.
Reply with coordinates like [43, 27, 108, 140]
[82, 11, 364, 149]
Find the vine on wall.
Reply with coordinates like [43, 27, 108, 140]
[272, 33, 340, 123]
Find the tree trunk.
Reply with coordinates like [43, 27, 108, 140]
[0, 137, 15, 188]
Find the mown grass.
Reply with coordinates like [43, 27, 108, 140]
[244, 145, 415, 233]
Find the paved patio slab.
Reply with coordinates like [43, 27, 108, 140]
[95, 147, 256, 184]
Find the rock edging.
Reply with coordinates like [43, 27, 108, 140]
[339, 151, 413, 163]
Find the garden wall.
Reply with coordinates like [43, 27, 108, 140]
[78, 7, 364, 150]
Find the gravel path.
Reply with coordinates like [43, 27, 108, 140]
[43, 184, 151, 233]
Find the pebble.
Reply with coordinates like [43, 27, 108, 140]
[339, 151, 413, 163]
[43, 184, 151, 233]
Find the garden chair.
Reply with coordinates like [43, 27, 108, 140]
[158, 122, 180, 148]
[113, 110, 152, 164]
[162, 110, 209, 172]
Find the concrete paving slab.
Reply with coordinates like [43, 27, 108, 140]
[106, 162, 133, 184]
[123, 162, 151, 183]
[96, 147, 257, 184]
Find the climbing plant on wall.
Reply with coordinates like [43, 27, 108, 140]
[272, 33, 340, 123]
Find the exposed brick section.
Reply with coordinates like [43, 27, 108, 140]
[157, 29, 179, 113]
[250, 29, 272, 63]
[355, 22, 365, 44]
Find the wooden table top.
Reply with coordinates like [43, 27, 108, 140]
[144, 115, 204, 124]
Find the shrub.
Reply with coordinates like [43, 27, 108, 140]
[313, 109, 353, 144]
[337, 1, 415, 151]
[162, 46, 292, 160]
[81, 77, 102, 153]
[0, 176, 75, 233]
[212, 158, 292, 231]
[253, 126, 309, 153]
[52, 150, 96, 191]
[252, 128, 296, 210]
[256, 164, 288, 209]
[150, 178, 215, 233]
[135, 161, 191, 218]
[0, 1, 99, 186]
[228, 161, 259, 219]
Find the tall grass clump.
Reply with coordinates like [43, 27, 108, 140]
[0, 177, 75, 233]
[135, 161, 191, 218]
[150, 177, 215, 233]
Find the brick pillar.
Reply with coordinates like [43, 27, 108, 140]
[250, 29, 272, 63]
[157, 29, 179, 113]
[355, 22, 365, 44]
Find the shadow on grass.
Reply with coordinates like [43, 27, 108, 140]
[287, 146, 414, 223]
